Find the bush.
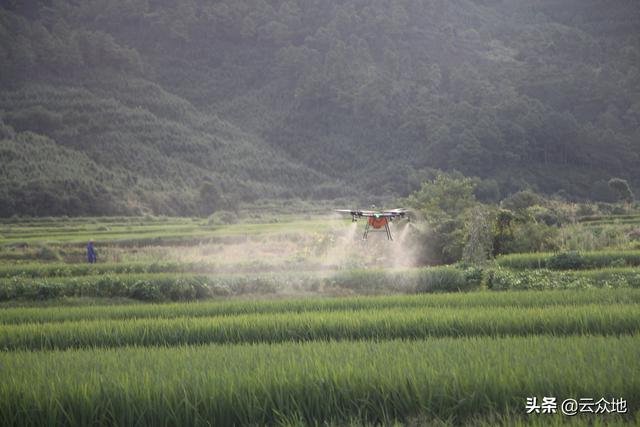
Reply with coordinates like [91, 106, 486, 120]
[546, 252, 586, 270]
[501, 191, 543, 212]
[576, 204, 597, 217]
[503, 222, 559, 253]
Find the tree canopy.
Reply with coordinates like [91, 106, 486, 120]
[1, 0, 638, 215]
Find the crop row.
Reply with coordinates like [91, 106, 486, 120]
[2, 304, 638, 351]
[496, 250, 640, 270]
[0, 215, 197, 225]
[0, 261, 212, 278]
[2, 267, 640, 303]
[0, 225, 198, 240]
[488, 268, 640, 290]
[0, 267, 486, 302]
[1, 335, 637, 426]
[0, 273, 213, 302]
[2, 289, 639, 325]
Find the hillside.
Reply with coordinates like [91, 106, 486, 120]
[1, 0, 639, 215]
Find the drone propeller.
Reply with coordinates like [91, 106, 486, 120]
[335, 208, 409, 218]
[334, 207, 411, 239]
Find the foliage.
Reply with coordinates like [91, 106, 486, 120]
[609, 178, 635, 203]
[493, 209, 515, 256]
[407, 174, 479, 263]
[407, 174, 477, 221]
[502, 221, 560, 253]
[462, 206, 494, 264]
[500, 191, 544, 213]
[1, 1, 639, 215]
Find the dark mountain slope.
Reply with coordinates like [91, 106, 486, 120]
[1, 0, 638, 215]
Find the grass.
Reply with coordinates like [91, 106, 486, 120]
[1, 335, 637, 426]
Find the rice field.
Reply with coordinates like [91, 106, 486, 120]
[2, 336, 638, 426]
[1, 216, 639, 425]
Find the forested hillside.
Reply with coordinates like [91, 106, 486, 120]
[1, 0, 639, 215]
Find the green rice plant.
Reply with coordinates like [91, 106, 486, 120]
[497, 250, 640, 270]
[0, 272, 329, 302]
[0, 336, 637, 425]
[1, 304, 638, 351]
[2, 289, 639, 325]
[414, 266, 470, 292]
[327, 267, 482, 294]
[326, 269, 415, 293]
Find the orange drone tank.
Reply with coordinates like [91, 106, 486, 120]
[368, 216, 388, 229]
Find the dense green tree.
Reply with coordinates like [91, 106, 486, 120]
[608, 178, 635, 204]
[407, 174, 479, 263]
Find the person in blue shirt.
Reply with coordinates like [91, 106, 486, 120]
[87, 240, 97, 264]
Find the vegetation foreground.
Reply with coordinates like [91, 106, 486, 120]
[2, 335, 638, 426]
[1, 216, 639, 425]
[1, 291, 639, 426]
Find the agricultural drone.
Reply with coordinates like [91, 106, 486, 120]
[336, 207, 409, 240]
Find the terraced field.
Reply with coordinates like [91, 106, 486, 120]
[1, 291, 639, 425]
[1, 216, 639, 425]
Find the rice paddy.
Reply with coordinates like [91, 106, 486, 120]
[1, 216, 639, 425]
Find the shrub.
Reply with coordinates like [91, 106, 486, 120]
[546, 252, 586, 270]
[130, 280, 164, 301]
